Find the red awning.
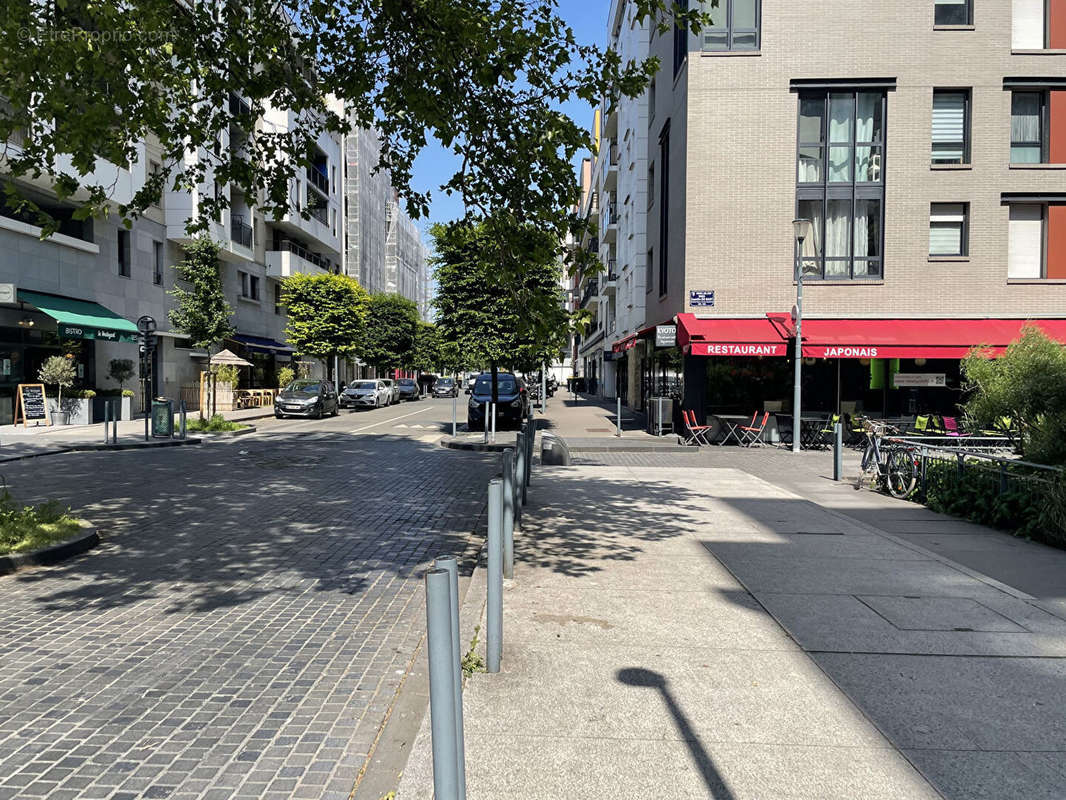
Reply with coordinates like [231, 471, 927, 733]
[612, 334, 637, 353]
[797, 318, 1066, 359]
[677, 314, 789, 357]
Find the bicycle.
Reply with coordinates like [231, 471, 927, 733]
[855, 419, 920, 499]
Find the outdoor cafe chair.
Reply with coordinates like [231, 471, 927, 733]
[941, 416, 971, 437]
[911, 415, 933, 435]
[817, 414, 842, 448]
[682, 409, 712, 447]
[739, 412, 770, 447]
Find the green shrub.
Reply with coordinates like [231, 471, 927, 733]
[0, 490, 83, 555]
[277, 366, 295, 388]
[214, 364, 240, 386]
[184, 414, 245, 433]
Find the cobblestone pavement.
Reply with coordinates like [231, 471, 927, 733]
[0, 401, 495, 800]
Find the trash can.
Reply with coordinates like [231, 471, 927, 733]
[540, 433, 571, 466]
[151, 397, 173, 438]
[647, 396, 674, 437]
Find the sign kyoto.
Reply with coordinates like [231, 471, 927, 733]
[893, 373, 948, 388]
[689, 290, 715, 308]
[655, 325, 677, 348]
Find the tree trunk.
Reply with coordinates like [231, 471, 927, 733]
[490, 360, 499, 414]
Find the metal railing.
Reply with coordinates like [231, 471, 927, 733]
[903, 441, 1062, 499]
[580, 277, 599, 306]
[306, 166, 329, 195]
[307, 203, 328, 225]
[275, 238, 333, 272]
[230, 216, 253, 248]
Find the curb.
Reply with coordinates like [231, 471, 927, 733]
[186, 426, 256, 438]
[0, 520, 99, 575]
[440, 437, 520, 453]
[0, 437, 202, 463]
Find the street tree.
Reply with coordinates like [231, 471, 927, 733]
[407, 322, 443, 374]
[432, 218, 569, 407]
[168, 237, 234, 417]
[281, 273, 369, 385]
[1, 2, 708, 250]
[360, 293, 419, 375]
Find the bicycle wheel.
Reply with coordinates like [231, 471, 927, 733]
[885, 448, 918, 499]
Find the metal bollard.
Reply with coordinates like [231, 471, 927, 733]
[490, 402, 497, 443]
[833, 422, 843, 481]
[483, 402, 488, 444]
[519, 429, 529, 506]
[486, 478, 504, 673]
[452, 392, 457, 438]
[616, 396, 622, 438]
[103, 400, 111, 444]
[527, 418, 535, 485]
[433, 555, 467, 799]
[179, 399, 187, 440]
[425, 568, 460, 799]
[514, 432, 525, 525]
[501, 449, 515, 580]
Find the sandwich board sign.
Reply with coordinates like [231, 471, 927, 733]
[14, 383, 50, 427]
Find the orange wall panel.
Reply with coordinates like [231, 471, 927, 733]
[1052, 92, 1066, 164]
[1048, 206, 1066, 279]
[1052, 0, 1066, 48]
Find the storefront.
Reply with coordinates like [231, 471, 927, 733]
[228, 334, 294, 389]
[0, 290, 138, 424]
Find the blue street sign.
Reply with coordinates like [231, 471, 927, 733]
[690, 290, 715, 307]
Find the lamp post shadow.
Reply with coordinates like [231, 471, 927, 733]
[616, 667, 737, 800]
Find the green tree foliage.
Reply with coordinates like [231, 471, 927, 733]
[106, 358, 135, 390]
[408, 322, 443, 373]
[431, 218, 569, 377]
[962, 326, 1066, 465]
[168, 237, 234, 353]
[360, 293, 418, 372]
[0, 1, 708, 241]
[281, 273, 369, 379]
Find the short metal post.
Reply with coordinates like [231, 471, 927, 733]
[833, 422, 843, 481]
[483, 402, 488, 444]
[501, 449, 515, 579]
[487, 478, 504, 673]
[490, 402, 496, 443]
[452, 391, 457, 437]
[541, 365, 547, 414]
[144, 403, 149, 441]
[616, 396, 622, 438]
[425, 568, 460, 799]
[112, 402, 118, 444]
[179, 399, 187, 440]
[514, 433, 525, 525]
[526, 411, 535, 485]
[103, 400, 111, 443]
[520, 433, 529, 507]
[433, 555, 466, 799]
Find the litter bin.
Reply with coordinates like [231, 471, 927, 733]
[647, 396, 674, 437]
[151, 397, 173, 438]
[541, 433, 571, 466]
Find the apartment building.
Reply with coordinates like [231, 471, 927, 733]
[595, 0, 1066, 422]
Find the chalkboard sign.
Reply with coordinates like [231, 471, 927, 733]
[14, 383, 50, 427]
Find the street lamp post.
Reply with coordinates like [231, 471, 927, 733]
[791, 218, 812, 454]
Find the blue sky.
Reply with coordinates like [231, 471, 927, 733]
[409, 1, 608, 239]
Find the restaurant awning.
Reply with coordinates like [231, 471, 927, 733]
[230, 333, 294, 354]
[677, 314, 789, 357]
[18, 289, 138, 343]
[793, 318, 1066, 359]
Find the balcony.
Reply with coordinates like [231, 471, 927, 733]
[602, 142, 619, 191]
[602, 201, 618, 244]
[602, 261, 618, 295]
[265, 239, 334, 279]
[580, 276, 599, 307]
[306, 166, 329, 197]
[230, 216, 253, 249]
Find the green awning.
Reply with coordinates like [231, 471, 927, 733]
[17, 289, 139, 343]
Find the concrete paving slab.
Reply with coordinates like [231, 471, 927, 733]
[902, 750, 1066, 800]
[514, 553, 743, 592]
[858, 595, 1028, 633]
[705, 532, 926, 561]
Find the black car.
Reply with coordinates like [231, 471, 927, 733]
[432, 377, 459, 398]
[467, 372, 529, 431]
[396, 378, 420, 401]
[275, 380, 339, 419]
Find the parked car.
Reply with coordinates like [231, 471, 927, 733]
[396, 378, 420, 401]
[340, 380, 390, 409]
[432, 377, 459, 398]
[467, 372, 529, 431]
[465, 373, 479, 394]
[380, 378, 400, 405]
[275, 380, 339, 418]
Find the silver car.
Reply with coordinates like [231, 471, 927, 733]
[340, 380, 390, 409]
[380, 379, 400, 405]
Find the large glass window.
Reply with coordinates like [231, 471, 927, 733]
[796, 91, 886, 280]
[929, 203, 969, 256]
[932, 90, 970, 164]
[1011, 91, 1046, 163]
[702, 0, 760, 51]
[935, 0, 972, 25]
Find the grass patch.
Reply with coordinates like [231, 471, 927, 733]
[183, 414, 248, 433]
[0, 491, 85, 556]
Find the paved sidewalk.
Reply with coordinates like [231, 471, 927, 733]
[0, 407, 270, 460]
[398, 460, 1066, 799]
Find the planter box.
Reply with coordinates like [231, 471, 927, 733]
[48, 397, 92, 426]
[93, 395, 132, 422]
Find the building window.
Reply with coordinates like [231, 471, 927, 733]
[702, 0, 760, 51]
[1010, 91, 1047, 163]
[153, 241, 164, 285]
[932, 89, 970, 164]
[935, 0, 972, 25]
[274, 282, 282, 315]
[647, 162, 655, 211]
[658, 122, 670, 297]
[648, 77, 656, 125]
[929, 203, 969, 256]
[673, 0, 688, 75]
[239, 270, 260, 301]
[1012, 0, 1059, 49]
[1008, 204, 1046, 277]
[118, 229, 131, 277]
[646, 248, 654, 294]
[796, 90, 886, 279]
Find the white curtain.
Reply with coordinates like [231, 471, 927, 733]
[1012, 0, 1045, 49]
[1008, 204, 1044, 278]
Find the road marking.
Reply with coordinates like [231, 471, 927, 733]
[348, 406, 434, 434]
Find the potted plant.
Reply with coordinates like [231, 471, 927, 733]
[38, 355, 77, 425]
[64, 388, 96, 425]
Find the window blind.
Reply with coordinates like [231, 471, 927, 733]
[1008, 204, 1044, 278]
[1013, 0, 1046, 49]
[930, 204, 965, 255]
[932, 93, 966, 163]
